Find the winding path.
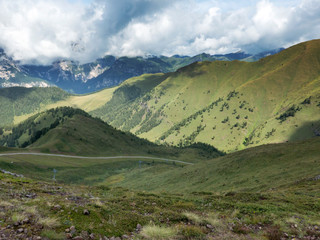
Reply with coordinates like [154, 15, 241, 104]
[0, 152, 194, 165]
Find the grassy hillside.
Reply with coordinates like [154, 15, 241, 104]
[0, 107, 223, 161]
[113, 137, 320, 193]
[1, 40, 320, 152]
[0, 87, 69, 127]
[0, 132, 318, 193]
[89, 39, 320, 152]
[0, 136, 319, 239]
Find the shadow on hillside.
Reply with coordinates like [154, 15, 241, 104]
[289, 120, 320, 141]
[0, 87, 33, 100]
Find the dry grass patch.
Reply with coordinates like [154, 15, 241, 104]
[183, 212, 204, 225]
[206, 212, 224, 229]
[141, 224, 178, 240]
[38, 216, 61, 228]
[25, 206, 38, 215]
[0, 200, 13, 208]
[11, 212, 27, 223]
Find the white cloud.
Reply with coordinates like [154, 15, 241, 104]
[104, 0, 320, 57]
[0, 0, 319, 64]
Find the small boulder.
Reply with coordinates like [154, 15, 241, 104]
[136, 224, 142, 231]
[81, 231, 89, 238]
[66, 233, 73, 239]
[83, 209, 90, 215]
[73, 236, 83, 240]
[52, 205, 62, 211]
[206, 224, 214, 229]
[22, 218, 30, 224]
[70, 226, 76, 234]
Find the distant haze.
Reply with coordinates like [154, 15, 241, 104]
[0, 0, 319, 64]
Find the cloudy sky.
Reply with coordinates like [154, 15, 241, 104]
[0, 0, 319, 64]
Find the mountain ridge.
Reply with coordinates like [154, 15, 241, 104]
[0, 106, 224, 161]
[0, 48, 284, 94]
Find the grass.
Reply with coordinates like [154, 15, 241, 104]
[0, 166, 319, 239]
[11, 212, 27, 223]
[110, 137, 320, 193]
[182, 212, 204, 225]
[0, 135, 318, 238]
[0, 136, 318, 193]
[38, 217, 61, 228]
[141, 225, 178, 239]
[41, 230, 65, 240]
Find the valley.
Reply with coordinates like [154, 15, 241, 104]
[0, 0, 319, 239]
[0, 39, 319, 240]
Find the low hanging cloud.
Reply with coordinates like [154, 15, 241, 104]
[0, 0, 319, 65]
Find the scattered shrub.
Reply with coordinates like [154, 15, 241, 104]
[276, 105, 302, 123]
[178, 225, 205, 239]
[265, 225, 283, 240]
[301, 96, 311, 105]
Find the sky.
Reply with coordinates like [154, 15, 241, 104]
[0, 0, 319, 65]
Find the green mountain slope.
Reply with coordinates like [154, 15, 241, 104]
[0, 127, 319, 194]
[113, 137, 320, 193]
[0, 40, 319, 152]
[0, 87, 70, 127]
[90, 39, 320, 152]
[0, 107, 223, 160]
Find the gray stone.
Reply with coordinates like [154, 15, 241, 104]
[206, 224, 213, 229]
[66, 233, 73, 239]
[83, 209, 90, 215]
[73, 236, 83, 240]
[70, 226, 76, 234]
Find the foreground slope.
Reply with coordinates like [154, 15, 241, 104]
[0, 136, 319, 239]
[0, 170, 318, 239]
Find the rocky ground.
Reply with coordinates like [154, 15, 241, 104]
[0, 170, 319, 240]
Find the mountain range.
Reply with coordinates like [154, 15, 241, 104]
[0, 48, 284, 94]
[0, 40, 319, 153]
